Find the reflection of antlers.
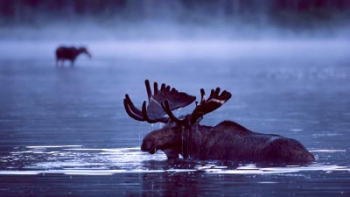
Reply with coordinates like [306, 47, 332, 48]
[162, 87, 232, 125]
[124, 80, 196, 123]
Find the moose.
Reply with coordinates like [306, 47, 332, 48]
[124, 80, 315, 165]
[55, 46, 91, 66]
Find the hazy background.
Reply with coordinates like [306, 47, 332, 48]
[1, 1, 350, 196]
[0, 0, 349, 41]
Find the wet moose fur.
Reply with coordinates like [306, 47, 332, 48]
[124, 80, 315, 165]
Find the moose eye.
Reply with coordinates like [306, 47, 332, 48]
[144, 138, 154, 144]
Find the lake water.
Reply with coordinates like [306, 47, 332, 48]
[0, 40, 349, 196]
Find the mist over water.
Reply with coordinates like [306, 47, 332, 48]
[1, 1, 350, 197]
[0, 1, 349, 63]
[1, 0, 350, 41]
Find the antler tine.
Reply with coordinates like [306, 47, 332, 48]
[145, 79, 153, 102]
[124, 93, 169, 123]
[153, 82, 159, 95]
[142, 101, 168, 123]
[165, 85, 170, 93]
[208, 87, 220, 100]
[200, 88, 206, 103]
[125, 94, 142, 115]
[123, 95, 144, 121]
[190, 88, 232, 123]
[161, 100, 183, 125]
[160, 83, 166, 93]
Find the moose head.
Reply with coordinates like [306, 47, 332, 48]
[124, 79, 231, 159]
[79, 47, 92, 58]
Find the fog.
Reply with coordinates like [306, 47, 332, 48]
[1, 2, 350, 196]
[1, 40, 349, 62]
[0, 1, 349, 63]
[1, 18, 350, 43]
[1, 0, 350, 42]
[1, 18, 349, 41]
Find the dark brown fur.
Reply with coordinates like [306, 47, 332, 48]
[141, 120, 315, 165]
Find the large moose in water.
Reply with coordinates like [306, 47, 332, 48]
[124, 80, 315, 165]
[55, 46, 91, 66]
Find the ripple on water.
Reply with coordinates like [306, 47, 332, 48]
[0, 145, 348, 176]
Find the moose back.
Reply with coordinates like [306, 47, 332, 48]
[124, 80, 315, 165]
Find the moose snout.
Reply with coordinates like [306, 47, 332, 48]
[141, 139, 157, 154]
[86, 52, 92, 58]
[140, 142, 150, 152]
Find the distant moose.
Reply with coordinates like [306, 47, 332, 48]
[124, 80, 315, 165]
[55, 46, 91, 66]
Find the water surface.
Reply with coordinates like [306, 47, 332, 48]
[0, 40, 349, 196]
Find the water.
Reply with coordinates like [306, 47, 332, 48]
[0, 40, 349, 196]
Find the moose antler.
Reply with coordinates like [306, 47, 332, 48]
[162, 87, 232, 125]
[190, 87, 231, 122]
[124, 80, 196, 123]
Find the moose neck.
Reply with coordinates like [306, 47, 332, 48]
[76, 50, 84, 57]
[180, 122, 210, 160]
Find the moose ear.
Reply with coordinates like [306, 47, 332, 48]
[145, 80, 196, 119]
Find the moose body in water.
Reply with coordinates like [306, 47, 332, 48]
[55, 46, 91, 66]
[124, 80, 315, 165]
